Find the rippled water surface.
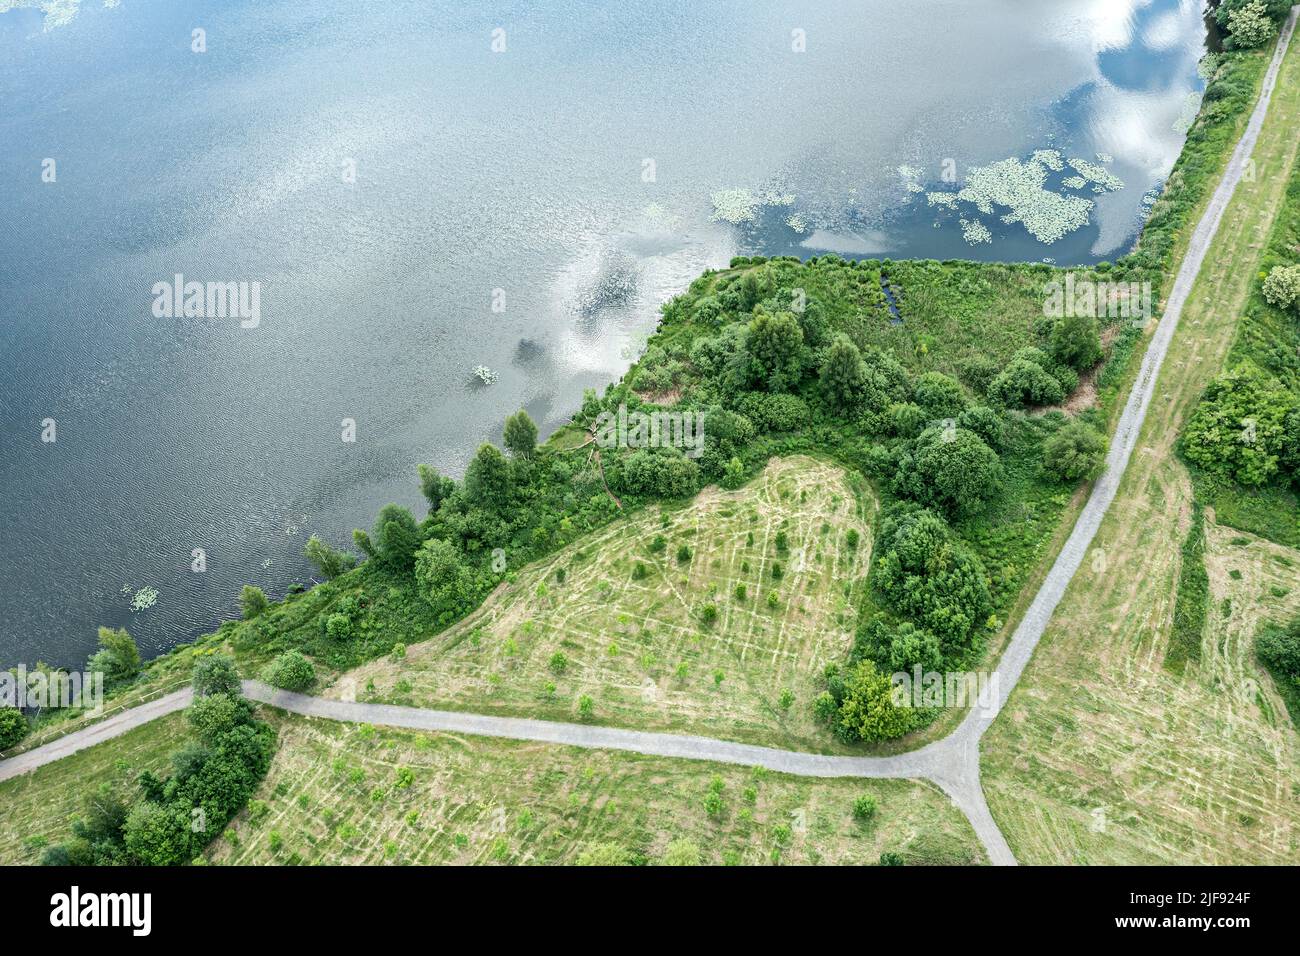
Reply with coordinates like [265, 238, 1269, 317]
[0, 0, 1210, 666]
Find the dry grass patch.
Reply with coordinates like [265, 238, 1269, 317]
[206, 710, 983, 866]
[328, 456, 873, 752]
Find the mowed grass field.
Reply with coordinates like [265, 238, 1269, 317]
[981, 35, 1300, 865]
[205, 710, 984, 866]
[328, 456, 873, 752]
[0, 712, 191, 865]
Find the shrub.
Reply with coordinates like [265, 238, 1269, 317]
[1226, 0, 1278, 48]
[0, 707, 28, 750]
[616, 448, 701, 500]
[1262, 264, 1300, 311]
[325, 613, 354, 641]
[575, 843, 631, 866]
[1182, 363, 1295, 486]
[240, 585, 269, 620]
[988, 358, 1065, 408]
[893, 426, 1003, 517]
[192, 654, 241, 698]
[661, 838, 702, 866]
[853, 794, 878, 822]
[262, 650, 316, 692]
[304, 535, 358, 579]
[1048, 313, 1103, 370]
[913, 371, 967, 419]
[1043, 421, 1107, 482]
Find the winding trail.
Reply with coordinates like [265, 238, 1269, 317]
[3, 8, 1296, 866]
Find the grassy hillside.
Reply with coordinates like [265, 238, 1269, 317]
[329, 456, 871, 752]
[205, 709, 984, 866]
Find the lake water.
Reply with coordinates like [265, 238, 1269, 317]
[0, 0, 1211, 667]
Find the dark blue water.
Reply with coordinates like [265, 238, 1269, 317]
[0, 0, 1209, 667]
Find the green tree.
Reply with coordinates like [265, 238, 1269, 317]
[417, 464, 455, 513]
[577, 694, 595, 719]
[1226, 0, 1277, 47]
[304, 535, 357, 579]
[913, 371, 967, 419]
[88, 626, 141, 687]
[465, 443, 511, 511]
[872, 507, 993, 649]
[503, 409, 539, 458]
[192, 654, 241, 698]
[122, 802, 192, 866]
[721, 456, 746, 489]
[820, 334, 869, 411]
[893, 426, 1003, 516]
[262, 649, 316, 692]
[1262, 264, 1300, 312]
[1182, 363, 1295, 487]
[373, 504, 422, 570]
[0, 707, 28, 750]
[239, 584, 269, 619]
[837, 660, 913, 742]
[988, 357, 1066, 408]
[1048, 313, 1103, 370]
[739, 310, 805, 392]
[413, 537, 471, 610]
[1043, 420, 1107, 482]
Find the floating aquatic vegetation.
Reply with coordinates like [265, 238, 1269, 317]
[1032, 149, 1064, 172]
[926, 192, 958, 209]
[960, 218, 992, 245]
[1198, 53, 1222, 81]
[710, 187, 794, 225]
[897, 165, 927, 197]
[1095, 152, 1114, 165]
[472, 365, 497, 385]
[130, 586, 159, 611]
[1069, 157, 1124, 192]
[785, 213, 809, 234]
[953, 156, 1094, 244]
[641, 203, 680, 231]
[1061, 175, 1087, 190]
[710, 189, 761, 224]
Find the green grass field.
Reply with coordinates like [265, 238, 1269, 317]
[0, 712, 191, 865]
[205, 709, 983, 866]
[982, 33, 1300, 865]
[329, 456, 873, 752]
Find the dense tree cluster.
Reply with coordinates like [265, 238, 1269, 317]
[42, 656, 274, 866]
[1181, 363, 1298, 487]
